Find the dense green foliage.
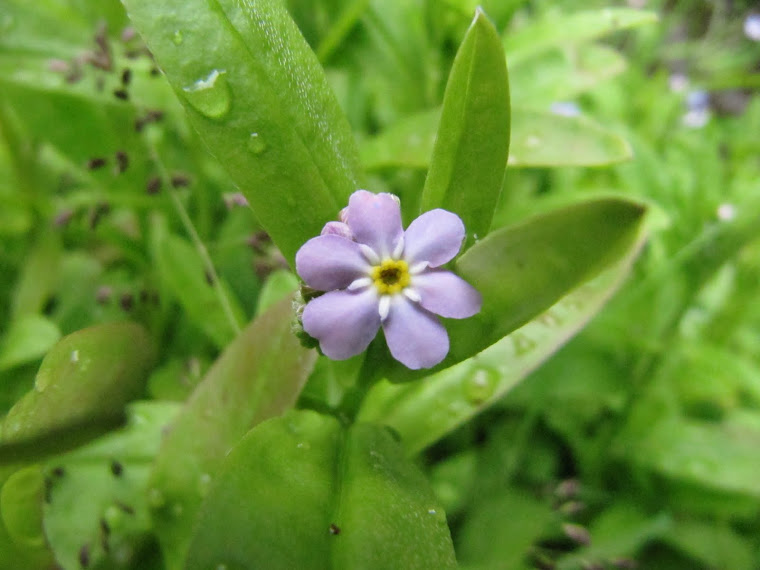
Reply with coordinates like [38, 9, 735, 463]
[0, 0, 759, 568]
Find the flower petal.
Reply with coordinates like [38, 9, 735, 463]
[321, 221, 353, 240]
[346, 190, 403, 258]
[413, 270, 482, 318]
[382, 297, 449, 369]
[302, 289, 381, 360]
[403, 209, 465, 267]
[295, 235, 370, 291]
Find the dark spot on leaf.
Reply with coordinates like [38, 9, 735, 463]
[78, 544, 90, 567]
[110, 460, 123, 477]
[115, 501, 135, 515]
[52, 466, 65, 478]
[89, 201, 111, 230]
[170, 173, 191, 188]
[329, 523, 341, 535]
[113, 89, 129, 101]
[146, 176, 162, 194]
[150, 66, 161, 77]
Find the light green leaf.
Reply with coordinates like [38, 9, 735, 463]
[0, 315, 61, 372]
[359, 220, 645, 452]
[148, 297, 317, 570]
[360, 107, 632, 170]
[256, 269, 299, 315]
[184, 410, 457, 570]
[122, 0, 363, 266]
[504, 8, 658, 65]
[0, 322, 155, 464]
[365, 198, 647, 385]
[154, 232, 246, 349]
[421, 8, 510, 247]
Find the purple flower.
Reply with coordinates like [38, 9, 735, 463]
[295, 190, 482, 369]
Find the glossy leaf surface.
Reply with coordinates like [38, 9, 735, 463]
[122, 0, 363, 266]
[0, 323, 155, 464]
[184, 410, 457, 570]
[421, 9, 510, 246]
[359, 224, 646, 452]
[148, 297, 317, 570]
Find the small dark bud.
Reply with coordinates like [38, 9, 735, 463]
[48, 59, 70, 73]
[150, 66, 161, 77]
[115, 150, 129, 173]
[96, 286, 112, 305]
[79, 544, 91, 567]
[87, 157, 107, 170]
[100, 518, 111, 537]
[115, 501, 135, 515]
[121, 68, 132, 86]
[558, 501, 585, 517]
[110, 460, 123, 477]
[121, 26, 136, 42]
[120, 293, 134, 312]
[555, 479, 581, 499]
[204, 270, 215, 285]
[223, 192, 249, 209]
[170, 173, 191, 188]
[52, 466, 65, 478]
[329, 523, 341, 535]
[53, 209, 74, 227]
[113, 88, 129, 101]
[146, 176, 162, 194]
[563, 523, 591, 546]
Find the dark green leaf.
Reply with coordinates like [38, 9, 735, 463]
[184, 410, 457, 570]
[148, 297, 317, 570]
[0, 322, 155, 464]
[121, 0, 363, 265]
[421, 8, 510, 247]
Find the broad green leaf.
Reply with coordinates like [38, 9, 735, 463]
[10, 233, 60, 320]
[359, 220, 645, 452]
[0, 322, 155, 464]
[360, 107, 632, 170]
[662, 518, 755, 570]
[421, 8, 510, 247]
[148, 297, 317, 570]
[0, 315, 61, 372]
[184, 410, 456, 570]
[504, 8, 658, 65]
[509, 44, 627, 108]
[508, 109, 631, 167]
[0, 466, 46, 550]
[43, 401, 180, 570]
[364, 198, 647, 386]
[122, 0, 363, 266]
[255, 269, 299, 315]
[154, 232, 246, 349]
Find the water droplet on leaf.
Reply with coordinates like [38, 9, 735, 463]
[198, 473, 212, 497]
[247, 132, 268, 155]
[464, 369, 496, 405]
[183, 70, 231, 119]
[172, 30, 183, 45]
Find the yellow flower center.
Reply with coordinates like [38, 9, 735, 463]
[371, 259, 410, 295]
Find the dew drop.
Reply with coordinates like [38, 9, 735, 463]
[526, 135, 541, 148]
[464, 369, 496, 405]
[197, 473, 212, 497]
[183, 70, 231, 119]
[247, 132, 268, 155]
[70, 349, 80, 363]
[172, 30, 184, 45]
[512, 333, 537, 356]
[296, 441, 311, 450]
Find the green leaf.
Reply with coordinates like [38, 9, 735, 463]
[154, 232, 246, 349]
[0, 315, 61, 372]
[0, 322, 155, 464]
[366, 198, 647, 386]
[421, 8, 510, 247]
[508, 109, 631, 167]
[148, 297, 317, 570]
[360, 107, 632, 170]
[121, 0, 363, 266]
[359, 218, 645, 452]
[0, 466, 47, 550]
[256, 269, 299, 315]
[43, 401, 180, 570]
[504, 8, 658, 65]
[183, 410, 457, 570]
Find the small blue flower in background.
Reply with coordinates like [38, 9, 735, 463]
[296, 190, 482, 369]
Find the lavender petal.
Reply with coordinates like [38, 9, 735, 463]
[295, 235, 370, 291]
[413, 270, 482, 318]
[382, 297, 449, 369]
[302, 289, 381, 360]
[403, 209, 464, 267]
[346, 190, 403, 258]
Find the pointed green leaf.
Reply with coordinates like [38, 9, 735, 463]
[184, 410, 456, 570]
[121, 0, 363, 265]
[421, 9, 510, 247]
[359, 223, 645, 452]
[148, 297, 317, 570]
[0, 323, 155, 464]
[504, 8, 658, 65]
[368, 198, 647, 384]
[0, 315, 61, 372]
[360, 107, 632, 170]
